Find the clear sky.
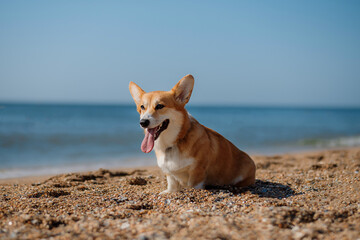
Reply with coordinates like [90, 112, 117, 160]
[0, 0, 359, 107]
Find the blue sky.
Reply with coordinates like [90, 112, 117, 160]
[0, 1, 359, 107]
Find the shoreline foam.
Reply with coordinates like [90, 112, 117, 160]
[1, 143, 359, 180]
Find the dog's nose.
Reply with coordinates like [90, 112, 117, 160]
[140, 119, 150, 128]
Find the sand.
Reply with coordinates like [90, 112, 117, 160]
[1, 147, 360, 240]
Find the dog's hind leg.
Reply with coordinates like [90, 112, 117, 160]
[234, 175, 255, 188]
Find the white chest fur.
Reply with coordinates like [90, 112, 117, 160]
[156, 146, 194, 185]
[157, 146, 193, 173]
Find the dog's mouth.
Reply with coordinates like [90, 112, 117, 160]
[152, 119, 170, 141]
[141, 119, 169, 153]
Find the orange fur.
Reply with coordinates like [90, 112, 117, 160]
[129, 75, 256, 192]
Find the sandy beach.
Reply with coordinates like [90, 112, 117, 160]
[1, 147, 359, 240]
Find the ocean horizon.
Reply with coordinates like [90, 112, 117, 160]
[1, 102, 360, 179]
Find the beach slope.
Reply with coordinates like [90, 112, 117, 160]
[1, 147, 360, 239]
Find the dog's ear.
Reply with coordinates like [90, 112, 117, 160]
[129, 82, 145, 105]
[171, 74, 194, 105]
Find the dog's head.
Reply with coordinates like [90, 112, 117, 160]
[129, 74, 194, 153]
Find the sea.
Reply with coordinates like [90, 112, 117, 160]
[1, 103, 360, 179]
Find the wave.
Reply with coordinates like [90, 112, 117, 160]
[0, 155, 155, 179]
[299, 135, 360, 148]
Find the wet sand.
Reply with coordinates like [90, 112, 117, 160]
[1, 147, 359, 239]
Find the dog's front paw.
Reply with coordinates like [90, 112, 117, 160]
[160, 188, 179, 194]
[160, 190, 170, 195]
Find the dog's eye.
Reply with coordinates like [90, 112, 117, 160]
[140, 105, 145, 110]
[155, 104, 164, 110]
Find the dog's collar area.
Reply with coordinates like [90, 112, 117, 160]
[154, 119, 169, 141]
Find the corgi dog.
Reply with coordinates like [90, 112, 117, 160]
[129, 74, 256, 193]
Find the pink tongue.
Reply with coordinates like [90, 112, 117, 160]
[141, 128, 155, 153]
